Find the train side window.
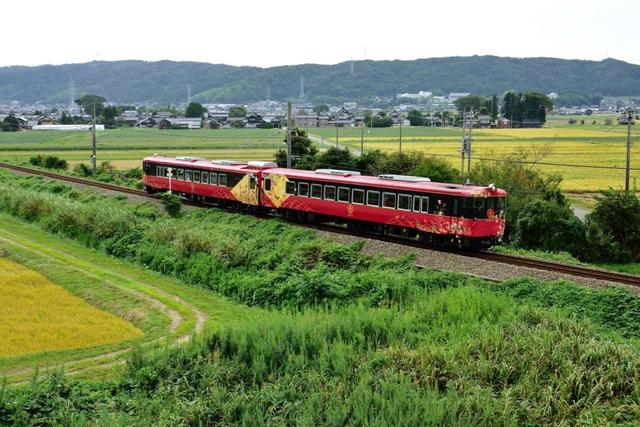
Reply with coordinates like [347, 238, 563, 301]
[382, 192, 396, 209]
[324, 186, 336, 200]
[156, 165, 162, 176]
[185, 170, 192, 181]
[177, 169, 184, 180]
[219, 174, 227, 186]
[421, 196, 429, 213]
[285, 181, 296, 195]
[398, 194, 411, 211]
[413, 196, 421, 212]
[298, 182, 309, 196]
[367, 190, 380, 207]
[497, 197, 505, 210]
[452, 199, 459, 216]
[352, 189, 364, 205]
[264, 178, 271, 191]
[201, 172, 209, 184]
[210, 173, 217, 185]
[337, 187, 350, 202]
[193, 171, 201, 183]
[311, 184, 322, 198]
[473, 197, 484, 209]
[249, 175, 256, 190]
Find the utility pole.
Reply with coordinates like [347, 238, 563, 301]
[461, 110, 473, 183]
[399, 121, 403, 154]
[286, 100, 292, 168]
[360, 126, 364, 155]
[335, 125, 339, 148]
[91, 102, 97, 177]
[624, 108, 637, 193]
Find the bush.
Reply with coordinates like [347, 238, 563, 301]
[29, 155, 68, 170]
[409, 156, 459, 183]
[584, 189, 640, 262]
[514, 191, 586, 256]
[159, 192, 182, 217]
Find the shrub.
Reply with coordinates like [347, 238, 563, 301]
[159, 192, 182, 217]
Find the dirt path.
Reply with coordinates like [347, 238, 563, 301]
[0, 228, 207, 382]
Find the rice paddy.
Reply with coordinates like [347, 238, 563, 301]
[0, 257, 142, 357]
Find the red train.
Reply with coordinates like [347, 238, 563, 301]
[143, 155, 507, 248]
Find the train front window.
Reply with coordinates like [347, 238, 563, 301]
[398, 194, 411, 211]
[497, 197, 506, 210]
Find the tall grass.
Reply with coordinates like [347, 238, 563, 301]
[2, 287, 638, 425]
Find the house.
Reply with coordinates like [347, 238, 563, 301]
[618, 115, 636, 125]
[246, 113, 264, 128]
[522, 118, 542, 128]
[477, 114, 492, 128]
[498, 118, 511, 128]
[166, 117, 203, 129]
[135, 117, 159, 128]
[448, 92, 470, 101]
[208, 110, 229, 125]
[118, 110, 140, 126]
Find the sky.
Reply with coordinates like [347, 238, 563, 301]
[2, 0, 638, 68]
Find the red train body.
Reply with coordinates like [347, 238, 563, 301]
[143, 155, 507, 248]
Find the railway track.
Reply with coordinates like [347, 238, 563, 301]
[2, 161, 640, 288]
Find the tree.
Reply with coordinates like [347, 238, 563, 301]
[1, 114, 20, 132]
[410, 157, 459, 183]
[59, 112, 73, 125]
[514, 191, 586, 256]
[407, 109, 425, 126]
[228, 105, 247, 117]
[521, 92, 552, 122]
[490, 94, 499, 120]
[75, 95, 106, 117]
[313, 104, 329, 114]
[274, 128, 317, 167]
[101, 106, 118, 128]
[501, 91, 522, 125]
[363, 110, 373, 127]
[314, 147, 355, 169]
[584, 190, 640, 262]
[454, 95, 486, 113]
[185, 102, 206, 118]
[371, 115, 393, 128]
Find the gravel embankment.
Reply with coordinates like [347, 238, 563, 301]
[317, 230, 635, 292]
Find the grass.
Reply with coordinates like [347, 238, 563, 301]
[311, 115, 639, 192]
[1, 169, 640, 423]
[0, 258, 142, 357]
[0, 127, 285, 168]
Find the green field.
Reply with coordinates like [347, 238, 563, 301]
[0, 116, 637, 191]
[311, 114, 637, 192]
[0, 128, 285, 169]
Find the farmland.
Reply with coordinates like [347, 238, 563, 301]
[0, 117, 638, 191]
[0, 170, 640, 424]
[311, 115, 637, 192]
[0, 257, 142, 357]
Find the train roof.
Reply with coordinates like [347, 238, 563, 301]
[144, 156, 506, 197]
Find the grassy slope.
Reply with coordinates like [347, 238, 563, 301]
[0, 213, 250, 382]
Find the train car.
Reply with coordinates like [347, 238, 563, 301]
[143, 155, 506, 248]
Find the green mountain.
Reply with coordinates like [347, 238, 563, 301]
[1, 56, 639, 104]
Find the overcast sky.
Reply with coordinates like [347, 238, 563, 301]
[2, 0, 638, 68]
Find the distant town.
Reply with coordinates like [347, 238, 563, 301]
[1, 90, 638, 132]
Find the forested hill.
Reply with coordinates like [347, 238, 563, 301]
[1, 56, 639, 104]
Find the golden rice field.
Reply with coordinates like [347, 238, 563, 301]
[0, 258, 142, 357]
[314, 122, 638, 192]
